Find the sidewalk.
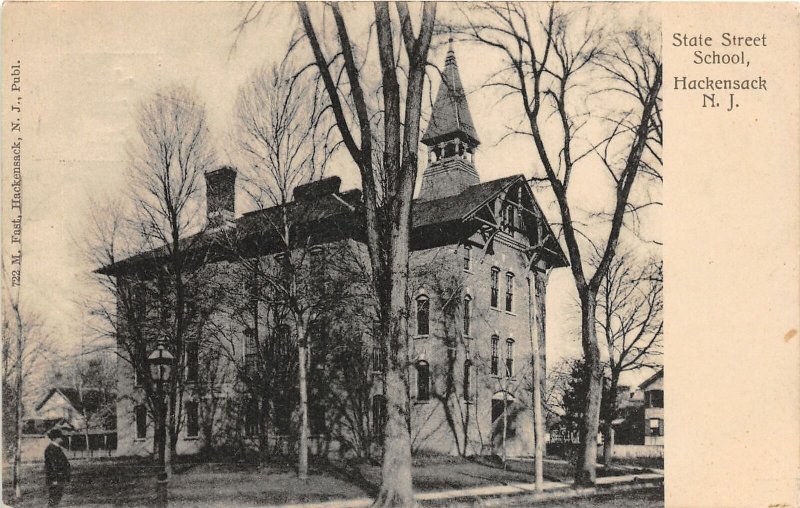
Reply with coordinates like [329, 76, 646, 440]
[272, 470, 664, 508]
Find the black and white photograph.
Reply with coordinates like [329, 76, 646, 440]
[2, 2, 797, 507]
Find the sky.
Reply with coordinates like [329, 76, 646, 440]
[3, 2, 660, 389]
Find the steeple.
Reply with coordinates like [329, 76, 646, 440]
[418, 38, 481, 201]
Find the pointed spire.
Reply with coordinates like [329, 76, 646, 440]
[421, 41, 480, 147]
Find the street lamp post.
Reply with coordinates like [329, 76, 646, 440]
[148, 341, 174, 508]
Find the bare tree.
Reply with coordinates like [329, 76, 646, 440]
[297, 4, 436, 505]
[2, 262, 50, 500]
[229, 60, 332, 477]
[465, 3, 662, 484]
[594, 249, 662, 464]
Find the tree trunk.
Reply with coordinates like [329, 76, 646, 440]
[528, 275, 545, 491]
[602, 374, 619, 465]
[297, 319, 309, 480]
[575, 291, 602, 486]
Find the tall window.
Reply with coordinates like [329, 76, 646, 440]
[310, 248, 325, 292]
[463, 296, 472, 337]
[463, 360, 473, 401]
[135, 405, 147, 439]
[310, 402, 326, 435]
[372, 395, 386, 444]
[501, 203, 516, 237]
[416, 361, 430, 401]
[371, 320, 383, 373]
[490, 268, 500, 308]
[186, 341, 199, 382]
[506, 339, 515, 377]
[186, 401, 199, 438]
[274, 399, 292, 435]
[275, 253, 290, 298]
[416, 296, 429, 335]
[490, 335, 499, 375]
[244, 329, 258, 378]
[133, 364, 142, 387]
[505, 273, 514, 312]
[244, 398, 260, 437]
[463, 245, 472, 272]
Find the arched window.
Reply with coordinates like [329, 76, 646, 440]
[463, 360, 473, 401]
[490, 335, 499, 375]
[463, 296, 472, 337]
[506, 339, 515, 377]
[416, 296, 429, 336]
[416, 361, 430, 401]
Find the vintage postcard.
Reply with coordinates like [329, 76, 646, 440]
[1, 2, 798, 507]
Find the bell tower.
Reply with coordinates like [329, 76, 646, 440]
[418, 39, 481, 202]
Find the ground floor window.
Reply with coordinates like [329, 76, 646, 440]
[186, 401, 199, 438]
[649, 417, 663, 436]
[372, 395, 386, 445]
[416, 361, 430, 401]
[244, 398, 260, 437]
[491, 396, 517, 441]
[135, 404, 147, 439]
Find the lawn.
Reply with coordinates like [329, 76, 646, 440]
[2, 454, 659, 507]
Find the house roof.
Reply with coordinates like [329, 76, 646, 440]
[421, 43, 480, 147]
[36, 387, 116, 414]
[99, 174, 568, 275]
[638, 368, 664, 390]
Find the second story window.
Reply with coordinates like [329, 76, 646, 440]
[501, 203, 516, 237]
[490, 268, 499, 308]
[186, 340, 199, 382]
[463, 296, 472, 337]
[506, 338, 515, 377]
[463, 245, 472, 272]
[505, 273, 514, 312]
[490, 335, 499, 375]
[416, 296, 429, 336]
[646, 389, 664, 408]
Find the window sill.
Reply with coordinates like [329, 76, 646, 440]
[133, 438, 147, 442]
[505, 310, 516, 316]
[413, 334, 429, 340]
[184, 436, 200, 441]
[490, 306, 501, 312]
[414, 399, 431, 405]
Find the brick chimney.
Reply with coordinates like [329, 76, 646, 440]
[205, 166, 237, 230]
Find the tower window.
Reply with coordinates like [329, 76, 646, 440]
[463, 245, 472, 272]
[490, 268, 499, 308]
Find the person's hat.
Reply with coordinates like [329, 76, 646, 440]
[47, 428, 64, 440]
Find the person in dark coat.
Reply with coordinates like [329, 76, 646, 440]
[44, 428, 71, 506]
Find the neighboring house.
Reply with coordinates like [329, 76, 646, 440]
[101, 44, 568, 459]
[21, 387, 116, 460]
[640, 369, 664, 445]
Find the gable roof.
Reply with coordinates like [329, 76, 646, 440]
[99, 174, 568, 274]
[638, 368, 664, 390]
[36, 387, 116, 414]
